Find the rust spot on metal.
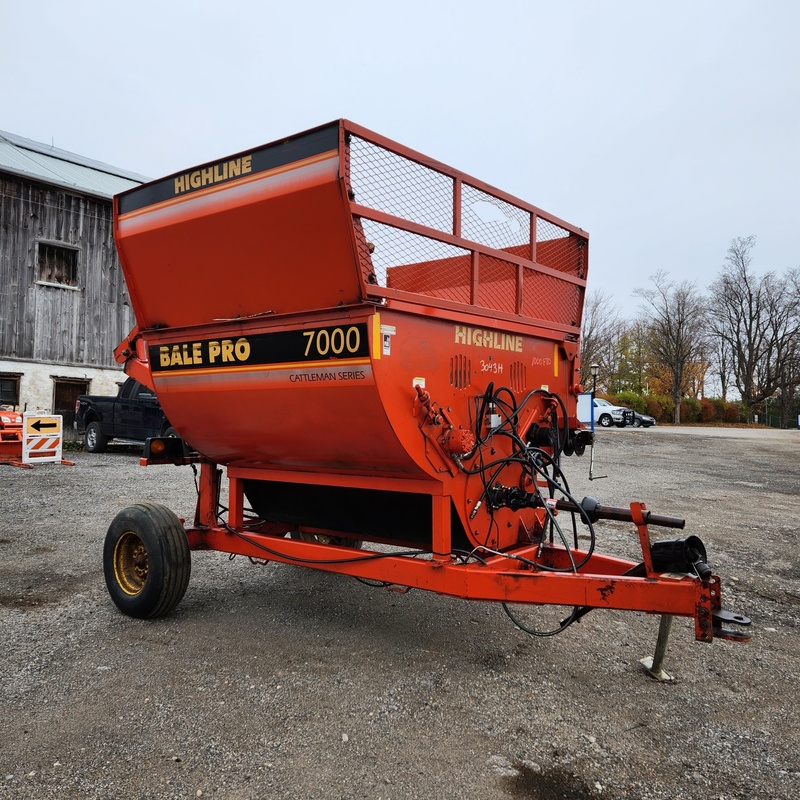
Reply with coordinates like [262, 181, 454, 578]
[598, 581, 615, 602]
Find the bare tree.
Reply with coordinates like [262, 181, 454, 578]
[708, 334, 732, 400]
[615, 317, 651, 394]
[708, 237, 800, 421]
[771, 267, 800, 427]
[579, 289, 620, 391]
[635, 272, 707, 423]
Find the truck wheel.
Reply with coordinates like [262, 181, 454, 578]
[598, 414, 613, 428]
[85, 421, 108, 453]
[103, 503, 191, 619]
[162, 426, 193, 453]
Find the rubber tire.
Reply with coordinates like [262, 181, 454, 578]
[85, 420, 108, 453]
[598, 414, 613, 428]
[632, 417, 642, 428]
[103, 503, 191, 619]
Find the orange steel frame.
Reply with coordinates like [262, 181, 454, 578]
[183, 459, 719, 644]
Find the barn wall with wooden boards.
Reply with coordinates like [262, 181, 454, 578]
[0, 172, 134, 419]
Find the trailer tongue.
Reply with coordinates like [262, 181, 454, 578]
[106, 120, 749, 675]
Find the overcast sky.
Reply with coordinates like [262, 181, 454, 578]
[3, 0, 798, 317]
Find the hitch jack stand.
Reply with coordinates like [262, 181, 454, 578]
[588, 440, 607, 481]
[640, 614, 675, 682]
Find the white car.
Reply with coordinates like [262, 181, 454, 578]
[590, 398, 634, 428]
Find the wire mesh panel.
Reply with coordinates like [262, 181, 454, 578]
[522, 269, 582, 327]
[348, 136, 454, 234]
[362, 219, 472, 304]
[346, 124, 586, 330]
[535, 218, 586, 278]
[460, 183, 531, 253]
[476, 255, 517, 315]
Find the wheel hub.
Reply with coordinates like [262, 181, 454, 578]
[113, 531, 149, 595]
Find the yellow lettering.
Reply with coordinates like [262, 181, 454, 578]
[170, 345, 183, 366]
[159, 346, 170, 367]
[166, 155, 258, 197]
[234, 337, 250, 361]
[208, 341, 221, 363]
[193, 341, 203, 364]
[172, 155, 253, 196]
[452, 324, 523, 353]
[221, 340, 234, 361]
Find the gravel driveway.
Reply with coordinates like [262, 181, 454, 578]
[1, 427, 798, 800]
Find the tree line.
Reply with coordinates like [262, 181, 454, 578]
[580, 236, 800, 427]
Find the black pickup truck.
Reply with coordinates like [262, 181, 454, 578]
[74, 378, 178, 452]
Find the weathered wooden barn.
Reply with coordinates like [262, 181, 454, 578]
[0, 130, 147, 431]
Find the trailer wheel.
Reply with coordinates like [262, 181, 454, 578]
[103, 503, 191, 619]
[85, 421, 108, 453]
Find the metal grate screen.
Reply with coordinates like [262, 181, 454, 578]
[347, 130, 585, 329]
[349, 136, 453, 234]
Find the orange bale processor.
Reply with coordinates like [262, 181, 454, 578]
[106, 120, 748, 672]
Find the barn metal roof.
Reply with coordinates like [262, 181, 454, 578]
[0, 129, 149, 199]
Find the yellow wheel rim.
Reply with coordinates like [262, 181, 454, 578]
[113, 531, 149, 595]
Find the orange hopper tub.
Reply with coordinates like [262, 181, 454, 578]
[114, 120, 588, 552]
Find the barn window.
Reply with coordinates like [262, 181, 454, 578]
[37, 242, 78, 286]
[0, 375, 20, 406]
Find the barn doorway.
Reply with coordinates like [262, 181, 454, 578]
[53, 378, 89, 441]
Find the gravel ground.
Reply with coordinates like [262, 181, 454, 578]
[1, 427, 798, 800]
